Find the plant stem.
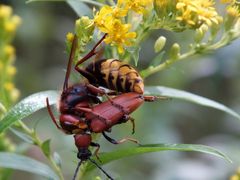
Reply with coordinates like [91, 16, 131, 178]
[141, 29, 240, 79]
[18, 121, 65, 180]
[140, 50, 195, 79]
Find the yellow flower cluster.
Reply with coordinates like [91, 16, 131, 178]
[230, 167, 240, 180]
[0, 5, 21, 33]
[227, 5, 240, 17]
[117, 0, 153, 14]
[176, 0, 223, 28]
[221, 0, 234, 4]
[94, 0, 153, 53]
[224, 0, 240, 18]
[0, 4, 21, 109]
[0, 6, 18, 178]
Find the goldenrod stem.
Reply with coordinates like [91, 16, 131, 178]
[18, 121, 65, 180]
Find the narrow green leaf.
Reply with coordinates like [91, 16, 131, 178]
[145, 86, 240, 120]
[26, 0, 91, 17]
[150, 51, 165, 66]
[0, 91, 58, 133]
[26, 0, 66, 3]
[0, 102, 7, 114]
[66, 0, 91, 17]
[26, 0, 100, 16]
[53, 152, 62, 169]
[126, 46, 141, 66]
[42, 139, 51, 157]
[10, 128, 34, 144]
[133, 47, 141, 66]
[86, 143, 231, 171]
[0, 152, 58, 180]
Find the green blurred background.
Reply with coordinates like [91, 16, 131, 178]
[2, 0, 240, 179]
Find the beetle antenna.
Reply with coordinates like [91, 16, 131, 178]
[63, 34, 78, 91]
[75, 33, 107, 67]
[72, 159, 82, 180]
[46, 98, 62, 130]
[89, 158, 114, 180]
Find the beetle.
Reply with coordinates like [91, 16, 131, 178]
[46, 35, 115, 179]
[74, 34, 145, 95]
[46, 34, 146, 180]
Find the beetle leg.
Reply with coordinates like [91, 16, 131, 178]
[129, 117, 135, 134]
[90, 142, 102, 162]
[102, 131, 140, 145]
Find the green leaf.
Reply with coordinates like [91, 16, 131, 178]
[86, 143, 231, 171]
[66, 0, 91, 17]
[150, 51, 165, 67]
[26, 0, 66, 3]
[26, 0, 103, 16]
[0, 102, 7, 114]
[126, 46, 141, 66]
[10, 128, 34, 144]
[42, 139, 51, 157]
[145, 86, 240, 120]
[53, 152, 62, 169]
[0, 91, 58, 133]
[0, 152, 58, 180]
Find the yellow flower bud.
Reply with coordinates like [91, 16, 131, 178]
[75, 19, 81, 26]
[4, 82, 14, 91]
[4, 45, 15, 57]
[7, 66, 17, 76]
[94, 176, 102, 180]
[0, 5, 12, 18]
[11, 88, 20, 101]
[194, 24, 208, 43]
[80, 16, 92, 26]
[230, 175, 239, 180]
[227, 5, 240, 18]
[221, 0, 233, 3]
[4, 21, 17, 33]
[154, 0, 176, 18]
[154, 36, 166, 53]
[66, 32, 74, 42]
[0, 62, 3, 70]
[12, 15, 22, 26]
[169, 43, 180, 60]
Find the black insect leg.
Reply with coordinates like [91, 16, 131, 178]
[102, 131, 140, 145]
[90, 142, 101, 162]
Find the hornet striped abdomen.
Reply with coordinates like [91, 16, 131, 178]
[80, 59, 144, 94]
